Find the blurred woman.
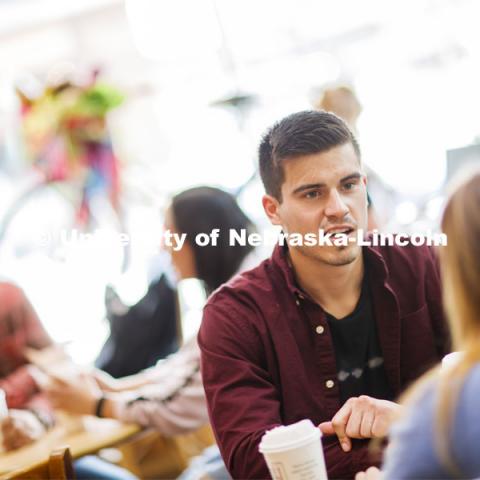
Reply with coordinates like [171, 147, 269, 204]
[356, 169, 480, 479]
[44, 186, 257, 477]
[95, 184, 258, 378]
[164, 186, 257, 294]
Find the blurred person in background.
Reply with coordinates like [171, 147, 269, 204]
[315, 85, 394, 231]
[314, 85, 362, 135]
[356, 169, 480, 480]
[0, 281, 54, 450]
[44, 186, 258, 479]
[199, 111, 450, 479]
[0, 282, 138, 479]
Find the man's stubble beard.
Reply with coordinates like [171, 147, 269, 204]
[298, 243, 361, 267]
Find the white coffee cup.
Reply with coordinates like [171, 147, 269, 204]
[259, 419, 328, 480]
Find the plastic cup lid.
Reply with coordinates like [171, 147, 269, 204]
[259, 419, 321, 453]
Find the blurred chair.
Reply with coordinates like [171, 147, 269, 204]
[110, 424, 216, 479]
[0, 446, 75, 480]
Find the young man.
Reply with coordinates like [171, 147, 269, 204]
[198, 111, 450, 479]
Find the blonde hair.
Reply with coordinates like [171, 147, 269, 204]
[400, 168, 480, 475]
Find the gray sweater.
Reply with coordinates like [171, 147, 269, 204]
[383, 364, 480, 479]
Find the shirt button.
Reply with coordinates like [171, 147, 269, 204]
[295, 299, 300, 306]
[325, 380, 335, 389]
[315, 325, 325, 334]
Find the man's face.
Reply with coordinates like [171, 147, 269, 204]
[263, 142, 368, 266]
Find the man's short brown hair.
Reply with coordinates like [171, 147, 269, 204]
[258, 110, 361, 201]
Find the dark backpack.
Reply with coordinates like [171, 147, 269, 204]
[95, 274, 179, 378]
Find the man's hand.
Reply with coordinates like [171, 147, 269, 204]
[43, 372, 102, 416]
[355, 466, 383, 480]
[318, 396, 401, 452]
[1, 409, 46, 451]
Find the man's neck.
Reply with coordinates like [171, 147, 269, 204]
[289, 248, 364, 319]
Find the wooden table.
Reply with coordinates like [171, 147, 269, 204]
[0, 415, 140, 475]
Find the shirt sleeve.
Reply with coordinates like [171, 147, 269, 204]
[382, 383, 446, 479]
[0, 364, 39, 408]
[0, 284, 52, 408]
[115, 340, 210, 436]
[384, 367, 480, 479]
[199, 300, 378, 479]
[116, 373, 209, 436]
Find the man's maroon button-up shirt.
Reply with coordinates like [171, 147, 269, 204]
[199, 244, 450, 479]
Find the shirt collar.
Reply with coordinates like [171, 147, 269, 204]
[271, 243, 392, 299]
[271, 244, 303, 298]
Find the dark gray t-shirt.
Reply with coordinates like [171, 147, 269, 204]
[326, 274, 392, 404]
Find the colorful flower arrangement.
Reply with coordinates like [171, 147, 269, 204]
[16, 71, 124, 226]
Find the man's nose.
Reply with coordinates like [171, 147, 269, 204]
[324, 189, 349, 219]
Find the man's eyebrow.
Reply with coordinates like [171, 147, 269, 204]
[292, 172, 363, 194]
[292, 183, 326, 195]
[340, 172, 362, 183]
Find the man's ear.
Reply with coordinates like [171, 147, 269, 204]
[262, 194, 282, 226]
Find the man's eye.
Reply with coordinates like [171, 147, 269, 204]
[304, 191, 320, 199]
[343, 182, 356, 191]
